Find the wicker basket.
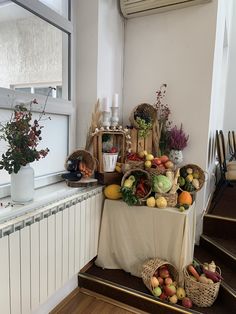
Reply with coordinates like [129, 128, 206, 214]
[124, 160, 145, 172]
[147, 166, 166, 177]
[121, 168, 151, 202]
[183, 266, 221, 307]
[155, 192, 178, 207]
[180, 164, 205, 192]
[141, 258, 179, 293]
[65, 149, 96, 176]
[129, 103, 156, 129]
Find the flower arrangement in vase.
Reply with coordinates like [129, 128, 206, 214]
[167, 124, 189, 165]
[0, 93, 51, 202]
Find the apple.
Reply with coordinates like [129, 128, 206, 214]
[157, 276, 164, 285]
[160, 155, 169, 163]
[153, 286, 162, 297]
[159, 268, 169, 279]
[165, 277, 173, 285]
[164, 284, 176, 297]
[182, 297, 193, 308]
[150, 276, 159, 288]
[159, 292, 168, 300]
[176, 287, 186, 300]
[164, 160, 174, 169]
[153, 157, 161, 165]
[169, 294, 178, 304]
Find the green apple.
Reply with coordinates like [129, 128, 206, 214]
[153, 286, 162, 297]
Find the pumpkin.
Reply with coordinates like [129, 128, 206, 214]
[178, 191, 192, 205]
[104, 184, 122, 200]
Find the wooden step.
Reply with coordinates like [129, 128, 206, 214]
[203, 214, 236, 239]
[78, 264, 235, 314]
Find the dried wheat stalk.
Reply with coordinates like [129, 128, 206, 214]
[85, 99, 102, 151]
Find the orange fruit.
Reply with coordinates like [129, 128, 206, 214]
[178, 191, 192, 205]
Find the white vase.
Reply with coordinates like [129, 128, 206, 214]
[169, 149, 183, 165]
[11, 164, 34, 203]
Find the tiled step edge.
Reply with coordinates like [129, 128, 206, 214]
[78, 272, 202, 314]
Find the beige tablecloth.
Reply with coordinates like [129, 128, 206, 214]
[96, 200, 196, 283]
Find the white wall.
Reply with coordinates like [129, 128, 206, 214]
[123, 1, 218, 242]
[223, 1, 236, 132]
[76, 0, 124, 148]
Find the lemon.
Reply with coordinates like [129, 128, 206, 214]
[145, 160, 152, 168]
[146, 154, 154, 161]
[146, 197, 156, 207]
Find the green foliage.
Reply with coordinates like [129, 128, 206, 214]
[0, 101, 49, 174]
[136, 117, 152, 138]
[120, 186, 139, 206]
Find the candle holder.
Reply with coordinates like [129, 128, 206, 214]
[102, 110, 111, 128]
[111, 106, 119, 127]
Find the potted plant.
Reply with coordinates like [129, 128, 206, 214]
[0, 98, 49, 203]
[167, 124, 189, 165]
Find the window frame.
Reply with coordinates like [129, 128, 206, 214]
[0, 0, 76, 197]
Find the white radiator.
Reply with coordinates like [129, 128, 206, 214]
[0, 188, 103, 314]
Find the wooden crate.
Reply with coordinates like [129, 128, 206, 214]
[93, 130, 126, 173]
[130, 128, 153, 154]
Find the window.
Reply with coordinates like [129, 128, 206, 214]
[0, 0, 74, 196]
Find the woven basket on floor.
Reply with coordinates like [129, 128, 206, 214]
[129, 103, 156, 129]
[155, 192, 178, 207]
[141, 258, 179, 293]
[183, 266, 221, 307]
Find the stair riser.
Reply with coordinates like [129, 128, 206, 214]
[78, 275, 197, 314]
[200, 237, 236, 269]
[203, 216, 236, 239]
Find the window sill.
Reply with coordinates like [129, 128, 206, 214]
[0, 181, 103, 225]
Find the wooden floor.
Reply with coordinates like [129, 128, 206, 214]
[51, 288, 147, 314]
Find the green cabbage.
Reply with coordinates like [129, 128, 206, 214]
[152, 175, 172, 193]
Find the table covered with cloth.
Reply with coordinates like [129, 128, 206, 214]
[96, 199, 196, 283]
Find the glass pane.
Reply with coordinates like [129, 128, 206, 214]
[0, 108, 68, 185]
[39, 0, 69, 18]
[0, 1, 69, 100]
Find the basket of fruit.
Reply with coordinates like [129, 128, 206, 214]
[121, 169, 151, 205]
[64, 149, 96, 179]
[183, 260, 222, 307]
[124, 152, 145, 172]
[129, 103, 156, 137]
[141, 258, 182, 300]
[146, 155, 175, 177]
[178, 164, 205, 193]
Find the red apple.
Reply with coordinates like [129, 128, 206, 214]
[159, 268, 169, 279]
[182, 297, 193, 308]
[160, 155, 169, 163]
[164, 284, 176, 297]
[153, 157, 161, 165]
[165, 277, 173, 285]
[159, 292, 168, 300]
[157, 276, 164, 285]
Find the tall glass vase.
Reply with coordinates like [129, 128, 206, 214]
[11, 164, 34, 203]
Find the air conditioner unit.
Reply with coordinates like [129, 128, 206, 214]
[120, 0, 211, 18]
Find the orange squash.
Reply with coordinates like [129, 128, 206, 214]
[178, 191, 192, 205]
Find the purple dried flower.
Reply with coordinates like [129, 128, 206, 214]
[168, 124, 189, 150]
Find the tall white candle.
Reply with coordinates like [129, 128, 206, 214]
[112, 93, 119, 107]
[103, 97, 110, 112]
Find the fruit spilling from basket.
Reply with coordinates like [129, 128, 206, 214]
[150, 265, 192, 308]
